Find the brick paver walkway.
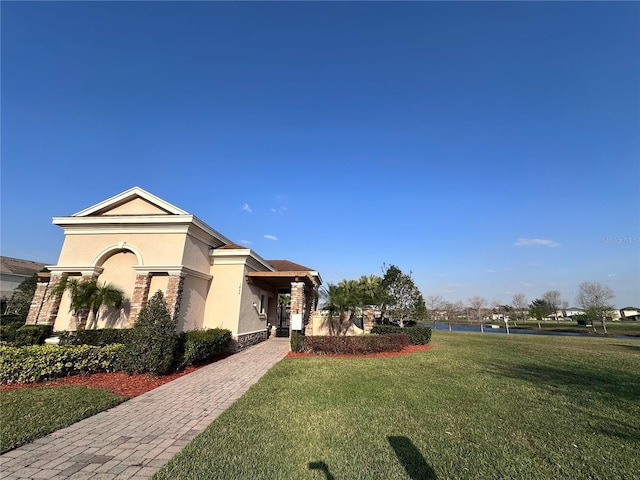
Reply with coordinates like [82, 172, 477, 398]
[0, 338, 290, 479]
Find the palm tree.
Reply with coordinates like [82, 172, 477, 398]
[50, 278, 125, 329]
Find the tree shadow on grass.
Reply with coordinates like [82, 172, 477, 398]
[387, 436, 438, 480]
[308, 461, 335, 480]
[611, 343, 640, 353]
[486, 361, 640, 403]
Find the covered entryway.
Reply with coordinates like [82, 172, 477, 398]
[246, 263, 322, 337]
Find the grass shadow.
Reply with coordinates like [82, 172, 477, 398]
[612, 343, 640, 353]
[486, 361, 640, 403]
[308, 461, 335, 480]
[387, 436, 438, 480]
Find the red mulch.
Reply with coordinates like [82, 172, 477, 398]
[0, 346, 431, 397]
[0, 353, 233, 397]
[285, 343, 431, 359]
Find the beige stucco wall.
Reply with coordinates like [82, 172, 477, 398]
[237, 279, 275, 336]
[180, 234, 213, 273]
[177, 275, 209, 331]
[308, 313, 363, 336]
[98, 198, 169, 216]
[203, 263, 244, 333]
[57, 233, 187, 267]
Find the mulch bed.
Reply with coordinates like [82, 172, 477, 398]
[1, 346, 430, 397]
[285, 343, 431, 359]
[0, 352, 233, 398]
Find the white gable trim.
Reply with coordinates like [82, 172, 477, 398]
[72, 186, 189, 217]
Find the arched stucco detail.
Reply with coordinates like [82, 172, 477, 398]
[92, 242, 144, 267]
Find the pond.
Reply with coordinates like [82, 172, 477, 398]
[422, 322, 640, 339]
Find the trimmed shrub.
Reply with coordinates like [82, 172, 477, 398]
[13, 325, 53, 347]
[0, 344, 124, 384]
[176, 328, 232, 368]
[58, 328, 134, 346]
[0, 325, 18, 344]
[0, 314, 25, 327]
[371, 324, 432, 345]
[122, 291, 177, 376]
[290, 331, 303, 353]
[295, 333, 409, 355]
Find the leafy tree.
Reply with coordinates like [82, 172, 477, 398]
[50, 277, 124, 329]
[319, 281, 359, 335]
[529, 298, 552, 329]
[576, 282, 615, 334]
[124, 290, 177, 376]
[3, 273, 39, 321]
[382, 265, 427, 327]
[511, 293, 528, 325]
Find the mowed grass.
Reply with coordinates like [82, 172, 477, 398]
[0, 386, 126, 453]
[155, 332, 640, 480]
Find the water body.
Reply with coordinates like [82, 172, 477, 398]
[423, 322, 640, 339]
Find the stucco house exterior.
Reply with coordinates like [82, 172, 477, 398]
[26, 187, 322, 349]
[1, 256, 46, 313]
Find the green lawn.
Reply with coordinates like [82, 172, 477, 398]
[0, 386, 126, 453]
[154, 332, 640, 480]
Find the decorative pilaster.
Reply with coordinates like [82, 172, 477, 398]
[128, 273, 152, 327]
[165, 275, 185, 323]
[363, 307, 376, 333]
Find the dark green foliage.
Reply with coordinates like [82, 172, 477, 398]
[0, 344, 124, 384]
[176, 328, 232, 368]
[371, 324, 432, 345]
[0, 314, 26, 327]
[290, 331, 303, 353]
[123, 291, 177, 376]
[13, 325, 53, 346]
[295, 333, 409, 355]
[0, 325, 18, 344]
[4, 273, 39, 322]
[58, 328, 134, 346]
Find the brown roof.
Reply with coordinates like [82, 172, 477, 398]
[0, 256, 46, 276]
[267, 260, 314, 272]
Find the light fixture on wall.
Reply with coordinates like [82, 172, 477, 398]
[253, 302, 257, 308]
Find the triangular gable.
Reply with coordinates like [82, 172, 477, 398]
[72, 187, 189, 217]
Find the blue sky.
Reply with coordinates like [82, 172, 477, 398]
[2, 2, 639, 308]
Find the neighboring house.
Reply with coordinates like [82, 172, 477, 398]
[563, 307, 585, 319]
[620, 307, 639, 321]
[1, 256, 46, 313]
[26, 187, 322, 349]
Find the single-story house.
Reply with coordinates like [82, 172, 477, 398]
[26, 187, 322, 349]
[1, 256, 46, 313]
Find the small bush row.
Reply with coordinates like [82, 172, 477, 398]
[0, 325, 53, 347]
[371, 325, 432, 345]
[0, 344, 124, 384]
[58, 328, 135, 346]
[176, 328, 232, 368]
[290, 333, 409, 355]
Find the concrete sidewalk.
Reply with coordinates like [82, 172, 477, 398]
[0, 338, 291, 479]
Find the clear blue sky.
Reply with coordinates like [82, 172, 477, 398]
[2, 2, 639, 308]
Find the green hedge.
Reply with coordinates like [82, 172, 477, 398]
[371, 325, 432, 345]
[0, 315, 25, 327]
[16, 325, 54, 346]
[0, 344, 124, 384]
[0, 325, 18, 344]
[291, 333, 409, 355]
[176, 328, 232, 368]
[58, 328, 134, 346]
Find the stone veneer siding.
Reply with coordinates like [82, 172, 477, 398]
[231, 330, 268, 352]
[165, 275, 185, 324]
[128, 274, 152, 327]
